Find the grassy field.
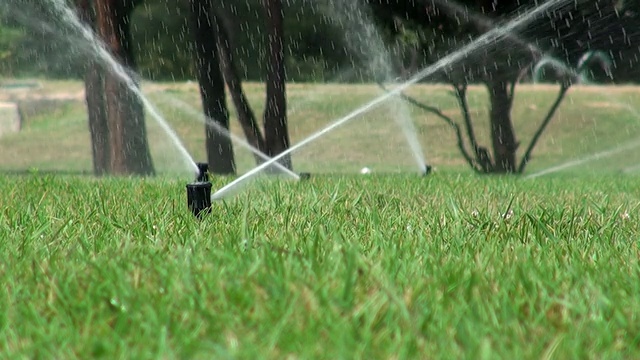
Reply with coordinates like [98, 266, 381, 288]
[1, 81, 640, 358]
[2, 80, 640, 176]
[1, 173, 640, 358]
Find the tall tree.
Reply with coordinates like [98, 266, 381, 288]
[213, 6, 266, 162]
[77, 0, 109, 175]
[263, 0, 292, 170]
[189, 0, 235, 174]
[91, 0, 154, 175]
[198, 1, 292, 170]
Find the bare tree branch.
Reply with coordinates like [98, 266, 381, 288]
[376, 82, 479, 172]
[517, 84, 570, 173]
[453, 83, 493, 172]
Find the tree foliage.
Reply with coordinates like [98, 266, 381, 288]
[0, 0, 357, 82]
[1, 0, 639, 82]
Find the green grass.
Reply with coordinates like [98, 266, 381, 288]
[2, 81, 640, 358]
[2, 81, 640, 176]
[1, 173, 640, 358]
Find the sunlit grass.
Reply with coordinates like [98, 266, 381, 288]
[1, 173, 640, 358]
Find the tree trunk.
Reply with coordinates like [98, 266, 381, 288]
[115, 2, 154, 176]
[77, 0, 109, 175]
[86, 65, 110, 175]
[190, 0, 235, 174]
[213, 8, 266, 162]
[263, 0, 292, 171]
[94, 0, 154, 176]
[487, 80, 518, 173]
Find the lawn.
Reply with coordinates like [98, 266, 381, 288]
[1, 81, 640, 358]
[1, 173, 639, 358]
[2, 81, 640, 176]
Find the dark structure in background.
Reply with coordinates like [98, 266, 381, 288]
[77, 0, 154, 176]
[262, 0, 292, 171]
[187, 0, 293, 174]
[213, 6, 266, 165]
[201, 0, 293, 173]
[189, 0, 235, 175]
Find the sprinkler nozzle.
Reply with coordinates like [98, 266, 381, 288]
[186, 182, 212, 219]
[299, 172, 311, 180]
[423, 164, 433, 176]
[196, 162, 209, 182]
[187, 161, 212, 218]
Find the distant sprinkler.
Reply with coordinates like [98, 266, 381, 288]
[360, 167, 371, 175]
[299, 172, 311, 180]
[186, 162, 212, 219]
[423, 164, 433, 176]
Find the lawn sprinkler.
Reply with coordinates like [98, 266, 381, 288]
[423, 164, 433, 176]
[299, 172, 311, 180]
[186, 162, 212, 219]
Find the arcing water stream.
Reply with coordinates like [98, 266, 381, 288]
[211, 0, 571, 200]
[47, 0, 199, 174]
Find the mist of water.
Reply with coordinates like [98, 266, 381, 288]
[155, 93, 300, 179]
[46, 0, 198, 174]
[525, 138, 640, 178]
[622, 163, 640, 174]
[211, 0, 570, 200]
[324, 0, 427, 173]
[526, 49, 640, 177]
[524, 87, 640, 178]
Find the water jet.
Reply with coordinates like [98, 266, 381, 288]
[46, 0, 199, 174]
[211, 0, 568, 200]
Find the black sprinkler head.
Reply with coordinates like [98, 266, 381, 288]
[299, 172, 311, 180]
[423, 164, 433, 176]
[186, 182, 212, 219]
[187, 161, 212, 218]
[196, 162, 209, 182]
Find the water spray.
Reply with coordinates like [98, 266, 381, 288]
[326, 0, 428, 174]
[525, 138, 640, 179]
[186, 162, 212, 218]
[211, 0, 568, 200]
[159, 95, 300, 180]
[46, 0, 199, 174]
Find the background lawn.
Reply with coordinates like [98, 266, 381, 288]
[2, 81, 640, 177]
